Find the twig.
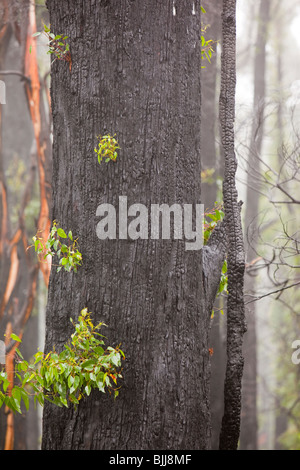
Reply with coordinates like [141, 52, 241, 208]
[245, 280, 300, 304]
[0, 70, 31, 83]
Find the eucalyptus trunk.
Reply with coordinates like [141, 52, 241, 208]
[41, 0, 226, 450]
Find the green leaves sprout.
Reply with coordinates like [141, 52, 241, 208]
[94, 134, 120, 165]
[0, 309, 125, 414]
[201, 6, 218, 68]
[32, 220, 82, 273]
[204, 204, 228, 312]
[32, 24, 71, 69]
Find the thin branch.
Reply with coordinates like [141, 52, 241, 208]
[0, 70, 31, 83]
[245, 280, 300, 304]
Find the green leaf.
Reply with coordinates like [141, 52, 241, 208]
[34, 238, 41, 251]
[32, 32, 41, 37]
[68, 375, 74, 388]
[70, 376, 80, 394]
[12, 386, 21, 402]
[97, 377, 105, 393]
[20, 389, 30, 411]
[68, 231, 73, 241]
[36, 393, 44, 407]
[10, 333, 22, 343]
[111, 353, 121, 367]
[85, 384, 91, 396]
[94, 346, 104, 356]
[18, 361, 29, 372]
[222, 260, 227, 273]
[89, 372, 96, 382]
[0, 391, 5, 408]
[81, 359, 96, 371]
[57, 228, 67, 238]
[60, 244, 68, 253]
[15, 347, 24, 360]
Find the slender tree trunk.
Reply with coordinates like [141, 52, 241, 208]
[42, 0, 226, 450]
[218, 0, 246, 450]
[240, 0, 270, 450]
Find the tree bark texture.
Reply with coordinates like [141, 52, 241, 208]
[41, 0, 223, 450]
[218, 0, 246, 450]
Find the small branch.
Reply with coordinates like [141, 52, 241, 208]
[245, 280, 300, 304]
[0, 70, 31, 84]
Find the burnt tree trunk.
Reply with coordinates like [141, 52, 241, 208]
[219, 0, 246, 450]
[42, 0, 225, 450]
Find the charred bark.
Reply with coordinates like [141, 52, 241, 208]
[218, 0, 246, 450]
[41, 0, 226, 450]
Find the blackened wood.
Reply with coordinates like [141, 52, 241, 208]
[42, 0, 214, 450]
[218, 0, 246, 450]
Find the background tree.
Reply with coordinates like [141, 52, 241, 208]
[218, 0, 246, 450]
[240, 0, 271, 450]
[0, 0, 51, 449]
[235, 0, 300, 449]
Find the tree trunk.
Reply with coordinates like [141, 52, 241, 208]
[218, 0, 246, 450]
[240, 0, 270, 451]
[41, 0, 226, 450]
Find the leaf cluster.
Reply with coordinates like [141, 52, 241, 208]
[94, 134, 120, 165]
[32, 220, 82, 273]
[32, 24, 71, 67]
[201, 6, 218, 68]
[0, 309, 124, 413]
[203, 204, 224, 244]
[204, 204, 228, 302]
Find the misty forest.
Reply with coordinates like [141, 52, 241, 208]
[0, 0, 300, 451]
